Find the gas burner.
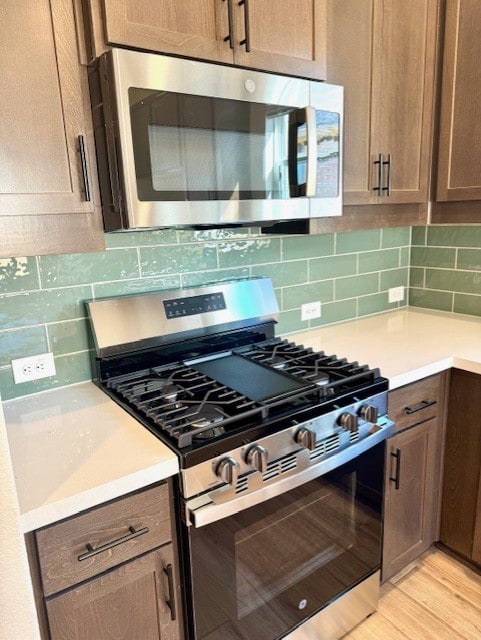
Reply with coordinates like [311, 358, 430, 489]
[159, 383, 181, 402]
[267, 356, 289, 370]
[190, 406, 225, 430]
[185, 406, 226, 441]
[313, 373, 330, 387]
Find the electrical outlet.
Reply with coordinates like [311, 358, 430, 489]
[388, 286, 405, 303]
[11, 353, 56, 384]
[301, 301, 321, 321]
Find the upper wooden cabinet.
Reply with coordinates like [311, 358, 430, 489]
[0, 0, 104, 257]
[86, 0, 326, 79]
[324, 0, 439, 206]
[434, 1, 481, 209]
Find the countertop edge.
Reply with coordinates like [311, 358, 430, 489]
[387, 357, 454, 390]
[19, 456, 179, 533]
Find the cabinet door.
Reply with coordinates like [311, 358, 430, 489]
[46, 545, 180, 640]
[0, 0, 104, 256]
[325, 0, 437, 206]
[325, 0, 377, 204]
[441, 369, 481, 563]
[382, 419, 438, 581]
[101, 0, 233, 64]
[232, 0, 326, 79]
[374, 0, 438, 204]
[436, 0, 481, 202]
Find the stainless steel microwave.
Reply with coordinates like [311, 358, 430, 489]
[89, 48, 343, 230]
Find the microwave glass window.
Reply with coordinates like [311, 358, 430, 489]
[128, 88, 337, 202]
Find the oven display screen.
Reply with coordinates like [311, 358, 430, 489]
[164, 293, 226, 318]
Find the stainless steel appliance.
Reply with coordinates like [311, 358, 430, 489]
[89, 49, 343, 230]
[87, 277, 394, 640]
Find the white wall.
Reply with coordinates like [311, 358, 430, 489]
[0, 397, 40, 639]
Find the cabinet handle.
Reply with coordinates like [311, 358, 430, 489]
[238, 0, 250, 52]
[382, 153, 392, 196]
[223, 0, 234, 49]
[373, 153, 383, 195]
[404, 399, 436, 415]
[389, 448, 401, 490]
[77, 135, 91, 202]
[77, 525, 149, 561]
[163, 564, 177, 621]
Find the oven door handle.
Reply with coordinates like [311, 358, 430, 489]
[185, 417, 395, 528]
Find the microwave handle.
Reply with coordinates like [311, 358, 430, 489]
[288, 107, 317, 198]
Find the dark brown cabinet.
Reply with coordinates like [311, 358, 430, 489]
[382, 374, 444, 581]
[306, 0, 439, 233]
[324, 0, 438, 207]
[0, 0, 104, 257]
[436, 1, 481, 203]
[432, 0, 481, 223]
[45, 546, 178, 640]
[440, 369, 481, 566]
[85, 0, 326, 79]
[29, 483, 183, 640]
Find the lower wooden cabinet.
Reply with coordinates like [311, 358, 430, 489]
[28, 482, 183, 640]
[440, 368, 481, 566]
[382, 374, 445, 581]
[46, 545, 178, 640]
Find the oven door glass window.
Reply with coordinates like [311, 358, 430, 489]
[128, 89, 340, 203]
[187, 442, 384, 640]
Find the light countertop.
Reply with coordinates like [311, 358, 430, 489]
[3, 307, 481, 533]
[3, 382, 178, 532]
[287, 307, 481, 389]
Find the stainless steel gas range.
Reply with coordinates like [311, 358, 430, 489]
[87, 277, 395, 640]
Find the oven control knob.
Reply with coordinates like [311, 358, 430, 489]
[245, 444, 268, 473]
[295, 427, 317, 451]
[358, 403, 378, 424]
[337, 412, 358, 432]
[215, 457, 240, 486]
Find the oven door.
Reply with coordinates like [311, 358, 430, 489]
[184, 441, 385, 640]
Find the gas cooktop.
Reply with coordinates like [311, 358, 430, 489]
[86, 278, 388, 467]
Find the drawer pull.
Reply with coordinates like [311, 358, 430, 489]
[77, 525, 149, 561]
[163, 564, 177, 621]
[77, 134, 91, 202]
[404, 399, 436, 415]
[389, 448, 401, 490]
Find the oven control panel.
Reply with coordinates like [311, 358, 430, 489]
[181, 391, 390, 500]
[164, 292, 226, 318]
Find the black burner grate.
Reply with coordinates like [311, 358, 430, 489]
[105, 339, 381, 449]
[237, 339, 380, 393]
[106, 363, 315, 448]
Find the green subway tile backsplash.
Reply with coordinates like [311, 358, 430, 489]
[409, 225, 481, 316]
[427, 225, 481, 248]
[2, 224, 463, 402]
[0, 227, 410, 400]
[457, 248, 481, 271]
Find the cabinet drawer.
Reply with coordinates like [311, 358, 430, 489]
[36, 483, 172, 596]
[389, 375, 441, 432]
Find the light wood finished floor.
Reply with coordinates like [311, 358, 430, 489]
[344, 548, 481, 640]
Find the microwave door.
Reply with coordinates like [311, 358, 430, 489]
[288, 107, 317, 198]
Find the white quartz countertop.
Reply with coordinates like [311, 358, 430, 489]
[286, 307, 481, 389]
[3, 382, 178, 532]
[4, 307, 481, 534]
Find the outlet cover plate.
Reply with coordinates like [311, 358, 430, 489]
[301, 301, 321, 321]
[389, 286, 405, 303]
[11, 353, 56, 384]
